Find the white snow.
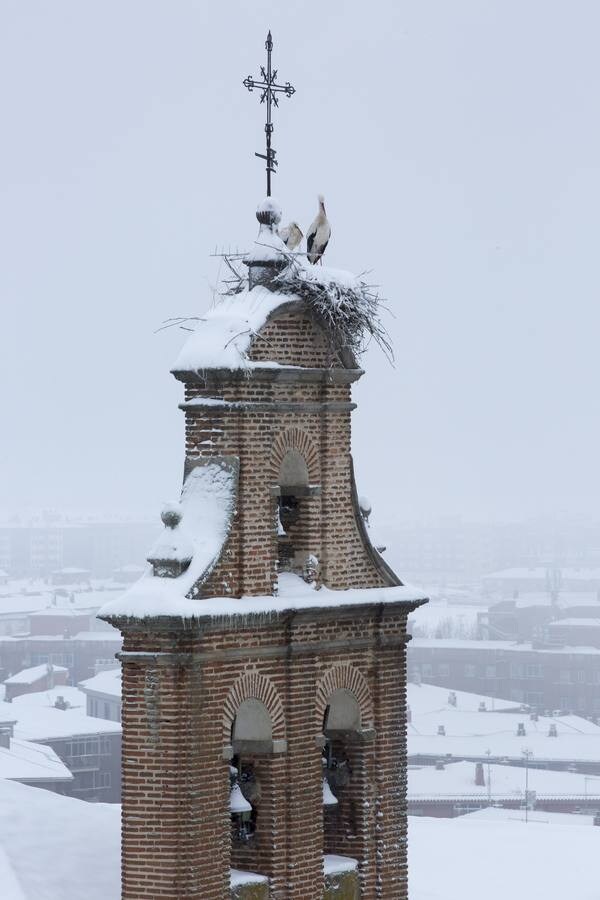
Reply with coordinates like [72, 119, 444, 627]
[323, 854, 358, 875]
[408, 704, 600, 763]
[4, 664, 68, 686]
[0, 737, 72, 783]
[0, 699, 120, 741]
[230, 868, 268, 887]
[461, 805, 596, 827]
[98, 460, 237, 620]
[78, 668, 121, 699]
[408, 760, 600, 801]
[100, 568, 427, 622]
[409, 815, 600, 900]
[407, 682, 519, 715]
[172, 286, 291, 373]
[0, 778, 120, 900]
[12, 686, 86, 710]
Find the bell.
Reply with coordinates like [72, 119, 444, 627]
[230, 782, 252, 814]
[322, 778, 338, 807]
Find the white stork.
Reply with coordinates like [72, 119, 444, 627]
[278, 221, 303, 251]
[306, 195, 331, 265]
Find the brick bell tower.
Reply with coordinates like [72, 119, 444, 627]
[100, 34, 427, 900]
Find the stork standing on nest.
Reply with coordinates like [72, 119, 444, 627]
[306, 195, 331, 264]
[279, 221, 303, 251]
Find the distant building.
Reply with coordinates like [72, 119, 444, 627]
[79, 668, 121, 722]
[0, 714, 73, 793]
[3, 663, 68, 702]
[0, 698, 121, 802]
[409, 638, 600, 719]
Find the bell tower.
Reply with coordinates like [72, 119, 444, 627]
[100, 32, 427, 900]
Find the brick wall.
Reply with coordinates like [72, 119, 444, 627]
[109, 304, 416, 898]
[116, 608, 413, 899]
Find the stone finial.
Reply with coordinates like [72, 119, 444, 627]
[245, 198, 288, 291]
[147, 502, 193, 579]
[256, 197, 282, 227]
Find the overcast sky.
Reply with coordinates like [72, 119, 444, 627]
[1, 1, 599, 524]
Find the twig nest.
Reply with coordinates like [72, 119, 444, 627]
[256, 197, 282, 227]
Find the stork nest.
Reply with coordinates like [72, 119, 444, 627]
[221, 251, 394, 362]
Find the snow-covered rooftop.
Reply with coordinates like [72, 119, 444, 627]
[0, 737, 72, 784]
[410, 637, 600, 655]
[0, 700, 120, 742]
[12, 686, 87, 711]
[4, 664, 67, 686]
[407, 682, 520, 716]
[100, 569, 426, 622]
[408, 760, 600, 801]
[98, 459, 238, 620]
[0, 778, 120, 900]
[171, 259, 364, 375]
[78, 668, 121, 700]
[408, 705, 600, 763]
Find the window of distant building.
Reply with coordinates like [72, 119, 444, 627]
[464, 664, 476, 678]
[576, 670, 586, 684]
[485, 665, 496, 678]
[559, 670, 571, 684]
[421, 664, 433, 678]
[437, 664, 450, 678]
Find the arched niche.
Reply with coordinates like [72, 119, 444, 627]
[232, 698, 273, 754]
[324, 688, 361, 733]
[279, 449, 309, 490]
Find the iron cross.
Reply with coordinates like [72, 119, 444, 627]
[243, 31, 296, 196]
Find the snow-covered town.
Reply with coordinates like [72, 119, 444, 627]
[2, 3, 599, 899]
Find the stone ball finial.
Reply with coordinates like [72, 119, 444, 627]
[161, 502, 183, 530]
[256, 197, 282, 228]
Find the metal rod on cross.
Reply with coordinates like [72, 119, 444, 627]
[243, 31, 296, 196]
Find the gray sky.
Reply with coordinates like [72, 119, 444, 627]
[1, 1, 599, 523]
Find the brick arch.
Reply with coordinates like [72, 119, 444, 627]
[269, 427, 320, 483]
[223, 669, 286, 742]
[315, 663, 374, 729]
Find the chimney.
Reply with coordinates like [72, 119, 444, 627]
[478, 701, 486, 712]
[407, 705, 412, 724]
[448, 692, 457, 707]
[517, 722, 526, 736]
[475, 762, 485, 787]
[437, 725, 446, 736]
[548, 723, 558, 737]
[435, 759, 445, 771]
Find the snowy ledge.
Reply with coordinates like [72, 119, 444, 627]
[98, 571, 427, 622]
[323, 854, 358, 876]
[230, 868, 268, 887]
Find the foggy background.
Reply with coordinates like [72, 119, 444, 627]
[2, 0, 599, 529]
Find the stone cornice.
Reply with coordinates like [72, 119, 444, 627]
[171, 366, 364, 386]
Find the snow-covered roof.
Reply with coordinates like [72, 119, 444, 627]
[0, 700, 121, 742]
[99, 459, 238, 620]
[12, 686, 87, 711]
[0, 737, 72, 784]
[483, 567, 600, 581]
[101, 569, 426, 622]
[408, 705, 600, 763]
[407, 682, 520, 716]
[171, 259, 363, 374]
[460, 805, 596, 827]
[410, 637, 600, 655]
[0, 778, 120, 900]
[78, 668, 121, 700]
[408, 814, 600, 900]
[4, 664, 67, 686]
[408, 760, 600, 801]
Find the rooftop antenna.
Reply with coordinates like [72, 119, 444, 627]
[243, 31, 296, 196]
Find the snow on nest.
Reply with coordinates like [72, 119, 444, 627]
[171, 262, 362, 374]
[98, 459, 238, 620]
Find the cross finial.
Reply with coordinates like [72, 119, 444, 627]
[243, 31, 296, 196]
